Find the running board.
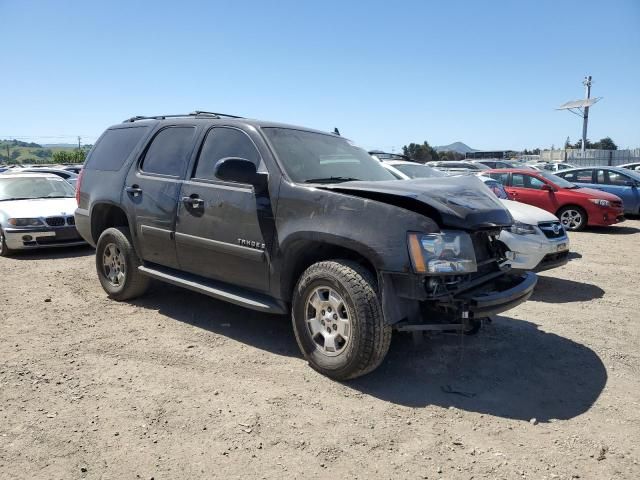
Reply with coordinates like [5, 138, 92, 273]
[138, 265, 287, 314]
[395, 323, 464, 332]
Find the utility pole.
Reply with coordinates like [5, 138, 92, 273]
[77, 136, 82, 151]
[581, 76, 592, 154]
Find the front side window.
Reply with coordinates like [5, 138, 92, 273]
[263, 128, 395, 183]
[193, 127, 261, 181]
[141, 126, 196, 177]
[565, 169, 593, 183]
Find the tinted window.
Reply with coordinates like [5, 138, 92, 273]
[512, 173, 546, 189]
[529, 176, 546, 189]
[563, 169, 593, 183]
[601, 170, 631, 186]
[141, 127, 196, 176]
[193, 128, 261, 181]
[86, 127, 149, 171]
[489, 172, 509, 184]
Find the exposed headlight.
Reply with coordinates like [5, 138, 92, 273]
[589, 199, 610, 207]
[408, 230, 477, 274]
[510, 221, 537, 235]
[7, 218, 45, 227]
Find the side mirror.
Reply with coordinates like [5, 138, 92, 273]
[214, 157, 265, 186]
[541, 184, 554, 192]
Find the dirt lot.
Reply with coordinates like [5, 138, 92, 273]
[1, 220, 639, 480]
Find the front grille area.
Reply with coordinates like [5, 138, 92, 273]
[612, 200, 623, 209]
[538, 221, 566, 239]
[45, 216, 65, 227]
[539, 250, 569, 266]
[45, 216, 75, 227]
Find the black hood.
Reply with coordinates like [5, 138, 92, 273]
[318, 175, 513, 230]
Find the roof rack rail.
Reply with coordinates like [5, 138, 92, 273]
[122, 111, 244, 123]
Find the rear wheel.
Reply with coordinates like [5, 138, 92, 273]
[0, 228, 14, 257]
[292, 260, 392, 380]
[558, 205, 587, 231]
[95, 227, 150, 300]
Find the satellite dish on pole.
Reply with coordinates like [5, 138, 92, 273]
[557, 76, 602, 154]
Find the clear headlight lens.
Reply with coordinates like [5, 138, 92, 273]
[7, 218, 45, 227]
[408, 230, 477, 274]
[510, 221, 537, 235]
[589, 198, 610, 207]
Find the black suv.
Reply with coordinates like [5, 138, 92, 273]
[75, 112, 536, 380]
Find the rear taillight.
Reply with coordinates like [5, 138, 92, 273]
[75, 169, 84, 205]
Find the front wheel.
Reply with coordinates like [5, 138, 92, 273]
[0, 227, 14, 257]
[558, 205, 587, 231]
[95, 227, 150, 301]
[292, 260, 392, 380]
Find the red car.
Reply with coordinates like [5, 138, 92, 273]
[484, 169, 624, 231]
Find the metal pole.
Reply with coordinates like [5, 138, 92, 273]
[581, 75, 592, 155]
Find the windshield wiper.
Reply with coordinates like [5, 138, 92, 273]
[304, 176, 362, 184]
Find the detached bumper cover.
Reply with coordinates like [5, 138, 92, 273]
[455, 271, 537, 318]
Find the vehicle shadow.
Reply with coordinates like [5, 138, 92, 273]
[567, 251, 582, 261]
[583, 225, 639, 235]
[348, 316, 607, 421]
[530, 275, 604, 303]
[8, 244, 94, 260]
[132, 282, 300, 357]
[133, 284, 606, 422]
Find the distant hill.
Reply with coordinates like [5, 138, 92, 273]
[434, 142, 477, 154]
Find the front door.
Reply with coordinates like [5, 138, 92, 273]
[505, 173, 555, 212]
[175, 126, 271, 293]
[124, 125, 197, 269]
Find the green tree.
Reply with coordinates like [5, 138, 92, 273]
[402, 141, 440, 163]
[594, 137, 617, 150]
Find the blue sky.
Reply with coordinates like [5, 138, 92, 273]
[1, 0, 639, 150]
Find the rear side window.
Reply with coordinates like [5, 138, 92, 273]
[193, 127, 261, 181]
[563, 170, 593, 183]
[141, 126, 197, 177]
[489, 172, 509, 184]
[85, 127, 149, 171]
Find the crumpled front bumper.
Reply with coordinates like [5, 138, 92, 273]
[454, 271, 537, 318]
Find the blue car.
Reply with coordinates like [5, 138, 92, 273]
[556, 166, 640, 215]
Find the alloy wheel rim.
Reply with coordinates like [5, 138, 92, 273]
[305, 286, 351, 357]
[102, 243, 126, 287]
[561, 210, 582, 230]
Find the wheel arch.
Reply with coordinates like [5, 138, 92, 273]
[90, 202, 132, 244]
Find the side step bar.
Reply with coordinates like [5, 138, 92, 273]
[138, 265, 288, 314]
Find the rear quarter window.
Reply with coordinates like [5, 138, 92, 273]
[85, 126, 149, 171]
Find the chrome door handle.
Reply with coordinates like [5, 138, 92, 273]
[182, 196, 204, 208]
[125, 185, 142, 196]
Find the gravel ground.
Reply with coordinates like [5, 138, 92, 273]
[1, 220, 639, 480]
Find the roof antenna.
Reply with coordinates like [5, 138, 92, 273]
[333, 127, 341, 136]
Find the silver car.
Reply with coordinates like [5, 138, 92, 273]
[0, 173, 86, 256]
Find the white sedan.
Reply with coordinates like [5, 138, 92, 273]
[479, 176, 570, 271]
[0, 173, 86, 256]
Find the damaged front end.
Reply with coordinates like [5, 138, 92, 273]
[317, 175, 537, 332]
[382, 227, 536, 333]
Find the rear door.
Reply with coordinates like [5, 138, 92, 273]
[175, 126, 270, 292]
[124, 125, 198, 269]
[505, 173, 555, 212]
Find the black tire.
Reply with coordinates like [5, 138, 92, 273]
[557, 205, 588, 231]
[291, 260, 392, 380]
[0, 227, 14, 257]
[95, 227, 150, 301]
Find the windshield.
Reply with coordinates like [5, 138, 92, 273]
[537, 171, 576, 189]
[0, 176, 76, 201]
[263, 128, 396, 183]
[393, 163, 446, 179]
